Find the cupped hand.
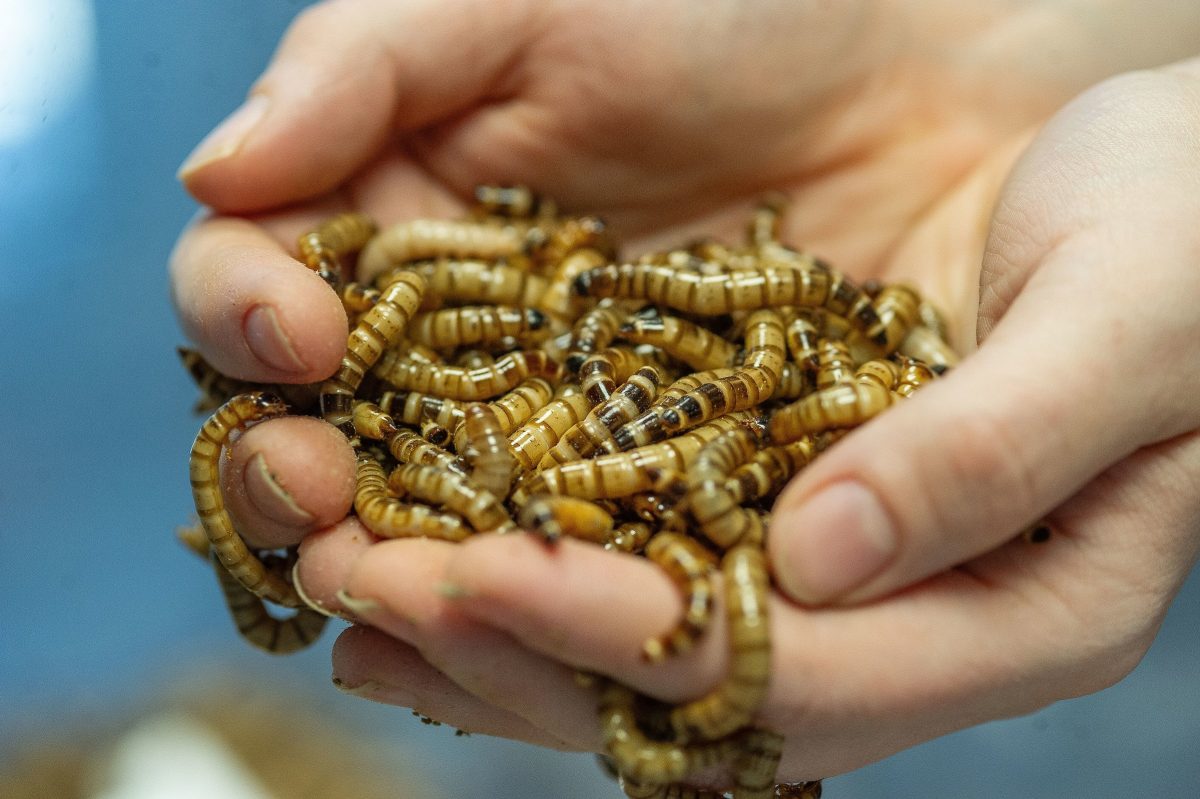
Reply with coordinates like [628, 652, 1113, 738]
[171, 0, 1200, 785]
[299, 56, 1200, 785]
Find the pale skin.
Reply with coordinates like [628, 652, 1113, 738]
[172, 0, 1200, 784]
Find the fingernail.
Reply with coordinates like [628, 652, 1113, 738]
[178, 94, 270, 179]
[292, 561, 352, 621]
[244, 305, 307, 373]
[335, 589, 382, 618]
[332, 675, 386, 696]
[771, 481, 897, 604]
[245, 453, 315, 527]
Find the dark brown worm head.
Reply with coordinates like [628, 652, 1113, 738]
[573, 265, 616, 296]
[250, 392, 288, 416]
[527, 308, 548, 331]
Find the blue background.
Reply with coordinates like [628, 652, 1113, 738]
[1, 2, 1196, 796]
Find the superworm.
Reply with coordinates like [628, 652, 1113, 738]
[642, 532, 718, 662]
[354, 453, 470, 541]
[686, 426, 768, 549]
[579, 347, 662, 406]
[598, 680, 733, 786]
[507, 387, 593, 471]
[359, 219, 528, 282]
[668, 544, 771, 741]
[517, 495, 615, 543]
[374, 349, 560, 401]
[566, 300, 628, 373]
[406, 305, 548, 349]
[189, 393, 299, 605]
[296, 212, 376, 289]
[617, 307, 740, 371]
[401, 259, 549, 309]
[539, 365, 664, 468]
[389, 463, 516, 534]
[321, 270, 427, 436]
[461, 403, 516, 499]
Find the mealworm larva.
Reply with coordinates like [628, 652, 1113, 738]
[575, 255, 876, 325]
[605, 520, 654, 553]
[566, 300, 628, 374]
[400, 259, 550, 309]
[539, 365, 664, 469]
[642, 532, 718, 662]
[625, 311, 783, 447]
[177, 346, 255, 414]
[864, 284, 921, 353]
[768, 379, 895, 444]
[421, 418, 451, 446]
[321, 270, 427, 436]
[454, 349, 496, 368]
[898, 324, 959, 374]
[522, 413, 759, 500]
[448, 376, 555, 452]
[538, 245, 609, 320]
[388, 463, 516, 533]
[406, 305, 549, 349]
[210, 551, 329, 654]
[776, 782, 824, 799]
[517, 494, 614, 543]
[687, 426, 768, 549]
[340, 281, 381, 317]
[179, 522, 325, 653]
[473, 184, 542, 219]
[669, 545, 771, 741]
[374, 349, 560, 401]
[724, 439, 817, 505]
[296, 212, 376, 289]
[351, 400, 399, 440]
[387, 428, 464, 474]
[507, 388, 593, 471]
[579, 346, 660, 406]
[354, 453, 470, 541]
[461, 403, 516, 499]
[853, 359, 901, 392]
[598, 680, 733, 786]
[378, 389, 464, 430]
[360, 219, 528, 282]
[190, 393, 299, 606]
[814, 338, 855, 389]
[617, 307, 740, 371]
[731, 728, 786, 799]
[782, 308, 821, 377]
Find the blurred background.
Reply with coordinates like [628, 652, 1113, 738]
[0, 1, 1196, 796]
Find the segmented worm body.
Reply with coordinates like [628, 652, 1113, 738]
[579, 347, 661, 406]
[355, 453, 470, 541]
[508, 388, 592, 471]
[390, 463, 515, 533]
[669, 545, 771, 741]
[297, 212, 376, 289]
[461, 403, 516, 499]
[618, 308, 739, 371]
[360, 219, 529, 282]
[642, 532, 717, 662]
[177, 347, 255, 414]
[687, 426, 768, 549]
[189, 393, 298, 605]
[540, 365, 664, 468]
[406, 305, 548, 349]
[374, 349, 560, 401]
[599, 681, 733, 785]
[517, 495, 614, 543]
[403, 259, 549, 309]
[567, 300, 627, 373]
[321, 270, 427, 436]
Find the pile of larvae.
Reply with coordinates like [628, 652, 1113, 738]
[183, 186, 959, 799]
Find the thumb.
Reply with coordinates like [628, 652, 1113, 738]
[766, 280, 1145, 606]
[179, 0, 538, 212]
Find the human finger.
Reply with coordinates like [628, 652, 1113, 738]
[170, 213, 347, 383]
[179, 0, 541, 211]
[333, 537, 602, 750]
[331, 624, 574, 749]
[768, 62, 1200, 607]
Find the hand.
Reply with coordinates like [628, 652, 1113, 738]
[170, 0, 1200, 785]
[298, 60, 1200, 784]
